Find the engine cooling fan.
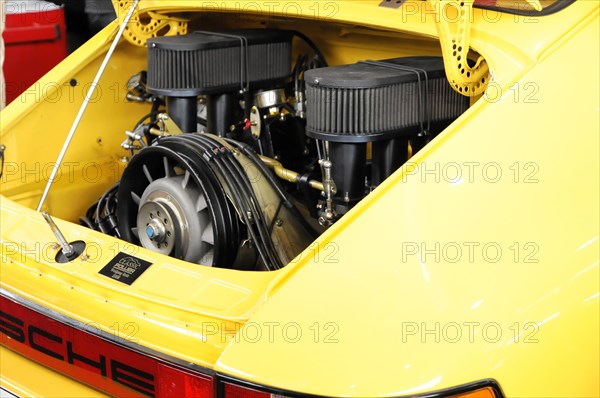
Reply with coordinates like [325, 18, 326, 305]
[117, 136, 243, 267]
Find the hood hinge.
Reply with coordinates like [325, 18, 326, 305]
[426, 0, 540, 97]
[427, 0, 489, 97]
[111, 0, 188, 47]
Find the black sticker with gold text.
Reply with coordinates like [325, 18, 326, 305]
[99, 252, 152, 285]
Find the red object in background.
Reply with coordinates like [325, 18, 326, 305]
[2, 2, 67, 105]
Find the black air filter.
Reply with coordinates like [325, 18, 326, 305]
[147, 29, 292, 96]
[305, 57, 469, 142]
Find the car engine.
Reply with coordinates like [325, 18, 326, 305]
[81, 29, 469, 271]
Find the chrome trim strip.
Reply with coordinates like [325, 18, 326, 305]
[0, 386, 20, 398]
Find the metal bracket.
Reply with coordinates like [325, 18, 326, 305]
[426, 0, 540, 97]
[427, 0, 489, 97]
[148, 113, 184, 138]
[160, 114, 184, 136]
[112, 1, 188, 47]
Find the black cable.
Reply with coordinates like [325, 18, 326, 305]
[150, 99, 162, 118]
[292, 30, 328, 67]
[214, 152, 278, 269]
[134, 110, 164, 130]
[269, 200, 285, 233]
[130, 109, 167, 152]
[222, 155, 281, 269]
[202, 136, 282, 267]
[221, 150, 283, 269]
[95, 182, 119, 226]
[157, 137, 242, 266]
[85, 201, 98, 222]
[223, 138, 319, 239]
[102, 187, 121, 238]
[175, 134, 278, 269]
[193, 134, 283, 269]
[79, 217, 95, 229]
[88, 182, 120, 237]
[293, 54, 308, 94]
[223, 139, 291, 206]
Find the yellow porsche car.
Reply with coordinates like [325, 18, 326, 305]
[1, 0, 598, 397]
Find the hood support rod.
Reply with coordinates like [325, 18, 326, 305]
[36, 0, 140, 212]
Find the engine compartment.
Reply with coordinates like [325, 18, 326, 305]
[73, 25, 470, 271]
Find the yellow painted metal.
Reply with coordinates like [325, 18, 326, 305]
[425, 0, 540, 97]
[216, 4, 600, 397]
[0, 196, 276, 370]
[0, 0, 598, 397]
[0, 346, 106, 397]
[0, 22, 149, 220]
[111, 0, 188, 47]
[527, 0, 542, 11]
[427, 0, 490, 97]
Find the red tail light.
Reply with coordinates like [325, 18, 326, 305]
[223, 382, 271, 398]
[0, 289, 215, 397]
[218, 376, 504, 398]
[157, 364, 215, 397]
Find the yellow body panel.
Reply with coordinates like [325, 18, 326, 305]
[0, 0, 598, 396]
[217, 8, 600, 396]
[0, 346, 104, 397]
